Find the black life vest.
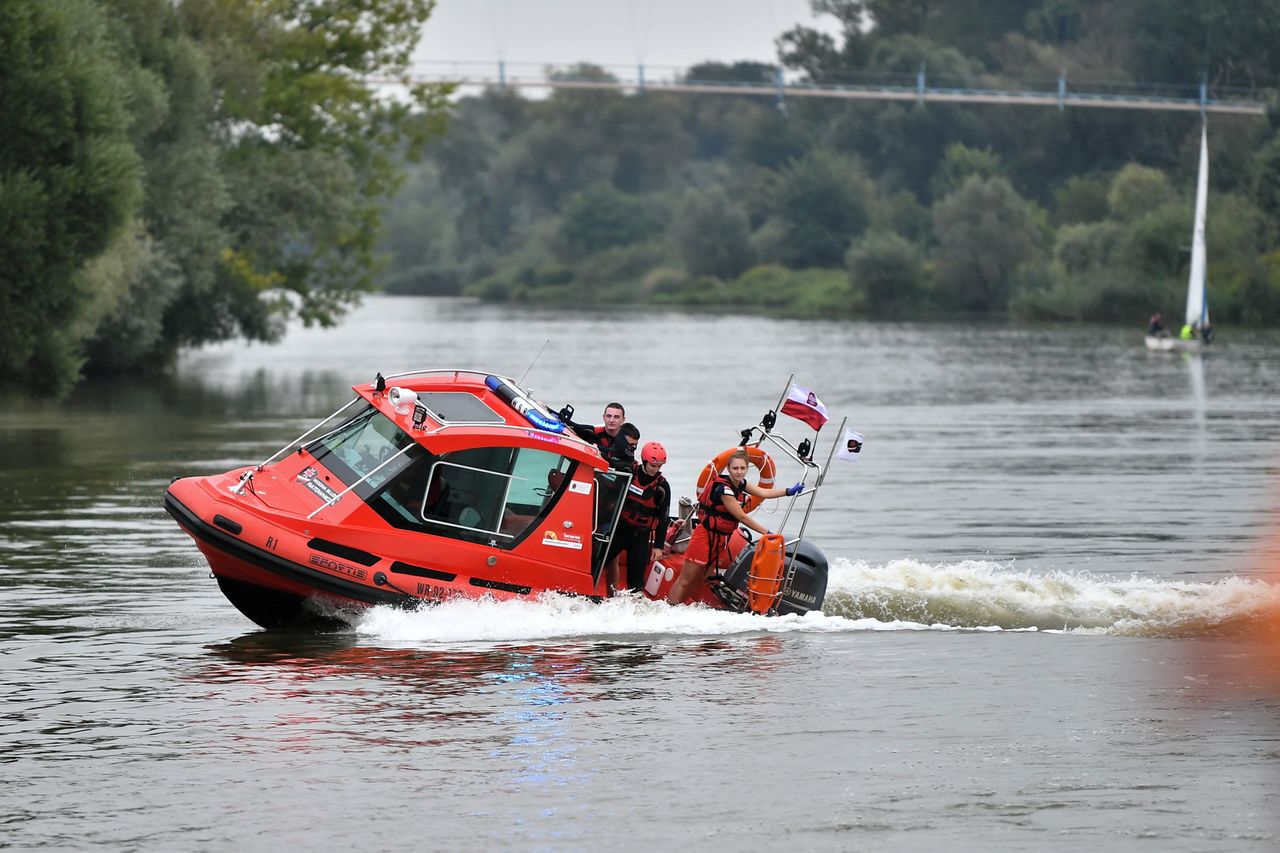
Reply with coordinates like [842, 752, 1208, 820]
[620, 467, 666, 531]
[698, 474, 745, 535]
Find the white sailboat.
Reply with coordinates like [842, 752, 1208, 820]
[1146, 124, 1211, 352]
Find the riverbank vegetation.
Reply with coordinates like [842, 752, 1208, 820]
[379, 0, 1280, 327]
[6, 1, 1280, 397]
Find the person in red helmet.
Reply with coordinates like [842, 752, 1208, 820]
[604, 439, 672, 592]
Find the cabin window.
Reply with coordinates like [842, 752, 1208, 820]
[364, 444, 574, 548]
[421, 447, 573, 544]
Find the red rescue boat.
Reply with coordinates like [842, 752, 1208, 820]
[164, 368, 831, 629]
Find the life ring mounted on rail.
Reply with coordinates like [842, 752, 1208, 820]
[696, 446, 777, 514]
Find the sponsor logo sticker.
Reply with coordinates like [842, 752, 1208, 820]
[297, 466, 340, 503]
[308, 553, 367, 580]
[541, 530, 583, 550]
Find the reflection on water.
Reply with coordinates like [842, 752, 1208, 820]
[199, 630, 789, 693]
[1187, 352, 1207, 460]
[200, 632, 670, 695]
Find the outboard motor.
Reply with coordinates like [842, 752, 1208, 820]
[715, 537, 829, 615]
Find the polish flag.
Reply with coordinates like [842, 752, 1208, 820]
[780, 383, 828, 429]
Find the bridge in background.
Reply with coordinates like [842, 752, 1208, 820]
[400, 61, 1270, 116]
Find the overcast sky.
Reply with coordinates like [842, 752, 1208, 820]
[414, 0, 842, 73]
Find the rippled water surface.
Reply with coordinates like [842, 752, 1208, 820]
[4, 296, 1280, 850]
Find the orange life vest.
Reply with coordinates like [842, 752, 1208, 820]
[698, 474, 745, 535]
[619, 468, 666, 531]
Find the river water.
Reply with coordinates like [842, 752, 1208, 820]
[4, 295, 1280, 850]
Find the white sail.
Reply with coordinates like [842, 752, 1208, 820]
[1184, 125, 1209, 329]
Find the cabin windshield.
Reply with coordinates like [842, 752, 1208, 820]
[306, 404, 418, 492]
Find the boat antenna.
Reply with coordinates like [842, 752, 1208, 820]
[518, 339, 551, 386]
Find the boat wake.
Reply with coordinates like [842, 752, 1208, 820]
[821, 558, 1280, 637]
[354, 558, 1280, 644]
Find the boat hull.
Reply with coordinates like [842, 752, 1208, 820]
[166, 489, 408, 627]
[1144, 335, 1205, 353]
[166, 483, 749, 629]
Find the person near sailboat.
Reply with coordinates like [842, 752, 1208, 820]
[1144, 123, 1212, 352]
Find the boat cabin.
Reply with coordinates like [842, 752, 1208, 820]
[252, 370, 630, 594]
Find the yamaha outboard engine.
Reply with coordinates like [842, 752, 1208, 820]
[714, 537, 829, 615]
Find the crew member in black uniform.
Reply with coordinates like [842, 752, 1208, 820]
[562, 402, 626, 455]
[605, 441, 671, 592]
[605, 422, 640, 471]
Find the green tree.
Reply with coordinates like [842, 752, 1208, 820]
[736, 110, 809, 170]
[88, 0, 227, 372]
[1108, 164, 1175, 222]
[558, 185, 661, 261]
[778, 0, 869, 83]
[162, 0, 451, 348]
[933, 175, 1045, 312]
[684, 61, 777, 85]
[674, 189, 754, 280]
[1053, 173, 1111, 225]
[931, 143, 1002, 201]
[1124, 0, 1280, 89]
[0, 0, 141, 394]
[601, 95, 696, 193]
[1252, 134, 1280, 235]
[775, 151, 871, 268]
[846, 230, 927, 317]
[1114, 202, 1187, 279]
[1054, 221, 1124, 275]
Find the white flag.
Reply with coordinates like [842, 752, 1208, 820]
[836, 427, 865, 462]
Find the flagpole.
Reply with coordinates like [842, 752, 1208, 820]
[815, 416, 846, 489]
[772, 416, 845, 615]
[767, 373, 794, 433]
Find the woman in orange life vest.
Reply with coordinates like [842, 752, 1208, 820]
[665, 449, 804, 605]
[605, 441, 671, 592]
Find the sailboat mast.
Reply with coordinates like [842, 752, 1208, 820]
[1184, 124, 1210, 329]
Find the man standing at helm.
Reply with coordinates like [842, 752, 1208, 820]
[605, 441, 672, 593]
[666, 450, 803, 605]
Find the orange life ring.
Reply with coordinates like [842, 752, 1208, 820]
[696, 446, 777, 514]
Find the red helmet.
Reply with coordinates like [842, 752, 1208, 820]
[640, 441, 667, 466]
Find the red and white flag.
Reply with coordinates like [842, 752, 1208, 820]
[780, 383, 828, 430]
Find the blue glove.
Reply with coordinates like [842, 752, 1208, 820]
[786, 482, 805, 496]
